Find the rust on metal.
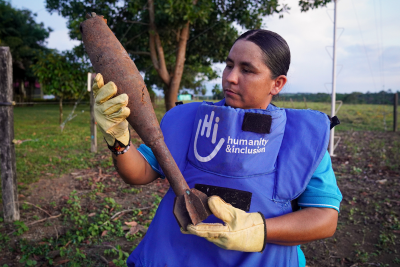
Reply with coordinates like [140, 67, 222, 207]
[80, 13, 210, 230]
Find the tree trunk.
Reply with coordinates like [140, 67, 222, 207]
[164, 84, 177, 111]
[40, 84, 44, 99]
[164, 22, 190, 111]
[19, 80, 26, 102]
[164, 85, 173, 111]
[0, 47, 20, 222]
[27, 81, 34, 102]
[147, 0, 193, 112]
[148, 0, 170, 86]
[59, 96, 63, 125]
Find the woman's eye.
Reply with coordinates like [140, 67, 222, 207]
[225, 64, 233, 69]
[242, 68, 251, 73]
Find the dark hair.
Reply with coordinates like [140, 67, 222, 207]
[234, 29, 291, 79]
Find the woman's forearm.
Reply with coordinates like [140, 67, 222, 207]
[265, 207, 338, 246]
[111, 142, 159, 185]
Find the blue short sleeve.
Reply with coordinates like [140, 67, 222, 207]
[137, 144, 165, 178]
[297, 151, 342, 212]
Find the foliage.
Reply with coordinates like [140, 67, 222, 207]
[13, 221, 29, 236]
[298, 0, 332, 12]
[200, 85, 207, 96]
[44, 0, 329, 110]
[2, 186, 158, 266]
[61, 190, 124, 242]
[31, 50, 88, 101]
[104, 245, 130, 267]
[0, 0, 51, 84]
[31, 50, 89, 123]
[211, 84, 223, 99]
[0, 232, 10, 251]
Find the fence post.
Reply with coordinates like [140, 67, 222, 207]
[0, 47, 20, 222]
[394, 93, 398, 132]
[88, 73, 97, 153]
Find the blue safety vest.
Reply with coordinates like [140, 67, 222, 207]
[127, 100, 330, 267]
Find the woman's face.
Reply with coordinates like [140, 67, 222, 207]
[222, 40, 286, 109]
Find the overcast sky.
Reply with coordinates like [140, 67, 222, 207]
[10, 0, 400, 95]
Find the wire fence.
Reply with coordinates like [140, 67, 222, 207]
[11, 98, 399, 133]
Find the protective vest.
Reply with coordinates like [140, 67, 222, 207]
[127, 99, 330, 267]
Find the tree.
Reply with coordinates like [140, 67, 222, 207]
[201, 85, 207, 96]
[31, 50, 88, 124]
[212, 84, 223, 100]
[46, 0, 331, 111]
[0, 0, 52, 101]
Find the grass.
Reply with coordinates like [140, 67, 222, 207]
[189, 99, 397, 132]
[1, 100, 399, 266]
[0, 102, 167, 195]
[0, 100, 397, 195]
[10, 104, 110, 193]
[272, 100, 396, 132]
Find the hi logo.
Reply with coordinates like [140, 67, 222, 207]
[194, 111, 225, 162]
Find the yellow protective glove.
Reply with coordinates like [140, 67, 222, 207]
[183, 196, 266, 252]
[92, 73, 130, 147]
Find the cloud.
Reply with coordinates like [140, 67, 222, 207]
[14, 0, 399, 93]
[207, 0, 400, 94]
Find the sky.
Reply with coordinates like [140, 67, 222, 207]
[10, 0, 400, 95]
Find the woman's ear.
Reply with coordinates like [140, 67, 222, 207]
[271, 75, 287, 96]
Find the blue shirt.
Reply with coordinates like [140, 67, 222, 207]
[137, 145, 342, 267]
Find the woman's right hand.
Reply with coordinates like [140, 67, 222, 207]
[92, 73, 130, 147]
[93, 74, 159, 185]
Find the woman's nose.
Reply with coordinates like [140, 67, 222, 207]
[225, 68, 239, 84]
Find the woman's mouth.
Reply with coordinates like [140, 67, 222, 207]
[224, 89, 238, 96]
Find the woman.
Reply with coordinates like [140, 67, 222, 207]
[93, 29, 342, 267]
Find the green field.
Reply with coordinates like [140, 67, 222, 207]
[272, 100, 396, 132]
[12, 104, 108, 189]
[2, 100, 398, 193]
[1, 101, 399, 267]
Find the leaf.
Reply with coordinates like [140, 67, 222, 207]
[126, 225, 139, 237]
[377, 179, 387, 184]
[124, 221, 138, 227]
[54, 259, 70, 265]
[101, 230, 108, 237]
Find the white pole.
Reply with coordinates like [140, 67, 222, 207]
[87, 72, 92, 92]
[329, 0, 338, 156]
[88, 73, 97, 152]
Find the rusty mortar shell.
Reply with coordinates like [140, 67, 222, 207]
[80, 13, 210, 230]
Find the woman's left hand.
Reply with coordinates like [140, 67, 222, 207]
[182, 196, 266, 252]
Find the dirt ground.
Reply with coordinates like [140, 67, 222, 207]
[1, 130, 399, 266]
[303, 131, 400, 267]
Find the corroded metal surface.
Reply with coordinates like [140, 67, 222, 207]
[80, 14, 209, 228]
[173, 188, 212, 230]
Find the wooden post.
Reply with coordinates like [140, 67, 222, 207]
[303, 97, 307, 109]
[0, 47, 20, 222]
[88, 73, 97, 153]
[394, 93, 398, 132]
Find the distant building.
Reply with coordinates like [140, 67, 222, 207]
[13, 81, 44, 101]
[177, 94, 192, 101]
